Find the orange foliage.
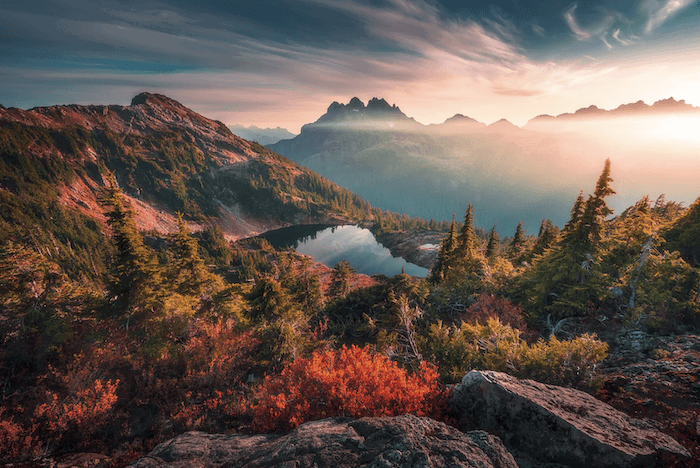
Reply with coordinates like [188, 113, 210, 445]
[249, 345, 448, 433]
[34, 378, 119, 435]
[179, 320, 258, 391]
[0, 408, 35, 461]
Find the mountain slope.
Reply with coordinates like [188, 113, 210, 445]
[0, 93, 393, 278]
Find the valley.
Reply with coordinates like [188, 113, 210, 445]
[1, 93, 699, 468]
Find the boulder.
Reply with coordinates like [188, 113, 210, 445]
[452, 370, 690, 467]
[130, 414, 518, 468]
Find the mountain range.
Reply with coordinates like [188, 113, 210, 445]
[270, 96, 700, 234]
[228, 124, 295, 145]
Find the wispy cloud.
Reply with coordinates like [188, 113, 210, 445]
[612, 28, 634, 45]
[643, 0, 696, 33]
[564, 5, 591, 40]
[531, 23, 546, 37]
[0, 0, 638, 129]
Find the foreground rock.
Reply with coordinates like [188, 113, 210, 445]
[598, 333, 700, 464]
[130, 414, 517, 468]
[452, 370, 690, 468]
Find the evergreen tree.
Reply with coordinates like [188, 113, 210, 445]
[329, 259, 355, 299]
[170, 213, 216, 297]
[248, 275, 293, 320]
[509, 221, 525, 256]
[456, 204, 476, 258]
[531, 220, 558, 258]
[563, 191, 585, 235]
[248, 275, 309, 366]
[576, 159, 616, 248]
[294, 256, 325, 314]
[102, 183, 163, 324]
[428, 214, 458, 283]
[485, 224, 500, 259]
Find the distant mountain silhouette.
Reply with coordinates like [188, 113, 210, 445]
[527, 97, 699, 126]
[270, 97, 700, 234]
[228, 124, 295, 145]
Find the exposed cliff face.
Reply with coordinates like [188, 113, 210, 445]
[0, 93, 366, 240]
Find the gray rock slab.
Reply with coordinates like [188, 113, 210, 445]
[451, 370, 690, 468]
[130, 414, 518, 468]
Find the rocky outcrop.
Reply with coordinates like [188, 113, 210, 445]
[374, 229, 442, 269]
[598, 333, 700, 463]
[452, 370, 691, 468]
[131, 415, 518, 468]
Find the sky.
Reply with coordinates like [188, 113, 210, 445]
[2, 0, 700, 132]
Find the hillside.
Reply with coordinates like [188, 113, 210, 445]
[0, 93, 430, 279]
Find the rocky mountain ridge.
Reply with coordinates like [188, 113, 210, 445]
[0, 92, 381, 242]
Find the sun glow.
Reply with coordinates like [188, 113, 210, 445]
[650, 116, 700, 142]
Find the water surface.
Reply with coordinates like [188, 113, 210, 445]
[259, 224, 428, 277]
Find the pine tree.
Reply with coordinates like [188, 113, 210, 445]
[563, 191, 585, 235]
[509, 221, 525, 256]
[531, 220, 558, 257]
[102, 183, 163, 324]
[248, 276, 293, 320]
[428, 214, 458, 283]
[456, 204, 476, 258]
[329, 259, 355, 299]
[577, 159, 615, 248]
[170, 213, 216, 297]
[295, 256, 325, 314]
[485, 224, 500, 259]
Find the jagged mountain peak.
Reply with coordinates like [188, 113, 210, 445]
[348, 97, 365, 109]
[367, 97, 395, 110]
[316, 97, 408, 125]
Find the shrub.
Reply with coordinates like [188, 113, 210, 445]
[248, 345, 447, 433]
[33, 377, 119, 446]
[424, 317, 608, 390]
[0, 408, 35, 462]
[462, 293, 534, 339]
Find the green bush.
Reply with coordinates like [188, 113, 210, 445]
[423, 317, 608, 390]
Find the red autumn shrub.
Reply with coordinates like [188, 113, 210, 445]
[34, 378, 120, 437]
[248, 345, 448, 433]
[0, 407, 35, 462]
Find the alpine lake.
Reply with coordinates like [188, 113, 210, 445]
[257, 224, 429, 278]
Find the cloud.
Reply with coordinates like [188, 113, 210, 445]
[564, 5, 591, 40]
[0, 0, 631, 130]
[612, 28, 634, 45]
[643, 0, 696, 33]
[492, 86, 542, 97]
[531, 23, 546, 37]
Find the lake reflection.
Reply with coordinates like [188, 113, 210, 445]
[259, 225, 429, 277]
